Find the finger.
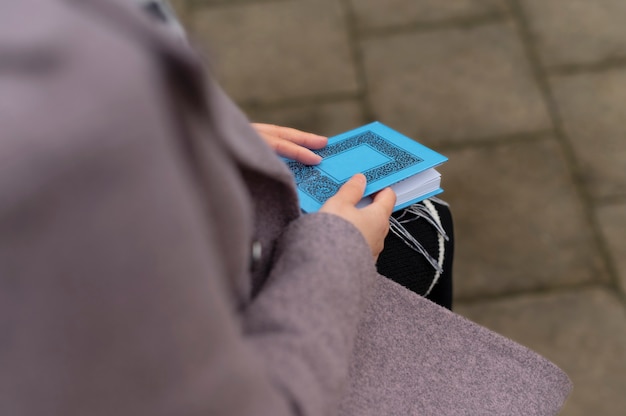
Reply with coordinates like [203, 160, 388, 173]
[369, 187, 396, 217]
[277, 127, 328, 149]
[271, 137, 322, 165]
[253, 123, 328, 149]
[256, 129, 322, 164]
[330, 174, 367, 206]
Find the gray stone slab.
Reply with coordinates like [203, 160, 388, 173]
[349, 0, 506, 30]
[551, 71, 626, 200]
[169, 0, 186, 14]
[521, 0, 626, 68]
[361, 22, 551, 146]
[595, 202, 626, 293]
[456, 288, 626, 416]
[169, 0, 189, 27]
[190, 0, 358, 105]
[192, 0, 282, 4]
[439, 138, 607, 299]
[243, 100, 365, 137]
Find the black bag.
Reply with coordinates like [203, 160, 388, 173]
[377, 198, 454, 310]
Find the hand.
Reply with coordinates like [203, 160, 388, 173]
[320, 174, 396, 260]
[252, 123, 328, 165]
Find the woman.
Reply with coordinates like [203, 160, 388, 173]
[0, 0, 571, 414]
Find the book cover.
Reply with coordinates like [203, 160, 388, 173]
[285, 121, 448, 213]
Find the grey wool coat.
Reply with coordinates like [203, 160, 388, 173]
[0, 0, 572, 415]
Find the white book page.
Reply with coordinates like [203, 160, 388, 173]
[356, 168, 441, 209]
[391, 168, 441, 205]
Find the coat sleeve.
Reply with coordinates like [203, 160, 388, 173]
[0, 2, 377, 415]
[242, 213, 378, 416]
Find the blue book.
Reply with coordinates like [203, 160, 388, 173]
[285, 122, 448, 213]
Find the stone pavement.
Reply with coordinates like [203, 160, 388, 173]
[172, 1, 626, 414]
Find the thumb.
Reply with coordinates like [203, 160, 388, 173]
[331, 174, 367, 206]
[370, 187, 396, 217]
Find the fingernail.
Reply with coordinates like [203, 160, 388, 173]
[353, 173, 366, 184]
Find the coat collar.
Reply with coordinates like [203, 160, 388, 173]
[70, 0, 295, 187]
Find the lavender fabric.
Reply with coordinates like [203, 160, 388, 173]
[0, 0, 572, 415]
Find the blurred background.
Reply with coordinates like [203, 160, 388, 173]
[171, 0, 625, 414]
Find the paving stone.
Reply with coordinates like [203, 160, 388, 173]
[243, 100, 365, 137]
[456, 288, 626, 416]
[169, 0, 189, 27]
[595, 202, 626, 293]
[550, 71, 626, 200]
[169, 0, 186, 14]
[193, 0, 281, 4]
[349, 0, 506, 30]
[190, 0, 358, 105]
[439, 138, 607, 299]
[521, 0, 626, 68]
[361, 22, 551, 146]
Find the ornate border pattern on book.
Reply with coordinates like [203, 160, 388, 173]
[287, 131, 424, 203]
